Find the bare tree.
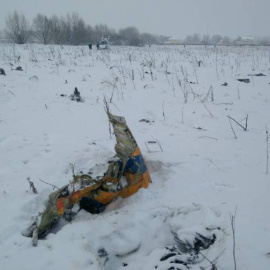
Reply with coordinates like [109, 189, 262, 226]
[211, 35, 223, 46]
[119, 26, 142, 46]
[70, 13, 87, 45]
[61, 15, 72, 44]
[183, 33, 201, 45]
[201, 34, 210, 45]
[50, 15, 64, 44]
[50, 14, 90, 45]
[33, 14, 52, 44]
[140, 32, 157, 45]
[5, 11, 31, 44]
[95, 24, 110, 38]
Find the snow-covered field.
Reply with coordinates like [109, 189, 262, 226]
[0, 44, 270, 270]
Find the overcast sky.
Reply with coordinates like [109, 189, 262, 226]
[0, 0, 269, 38]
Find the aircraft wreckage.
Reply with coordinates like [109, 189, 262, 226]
[23, 112, 151, 243]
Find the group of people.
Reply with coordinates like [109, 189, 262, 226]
[89, 37, 109, 50]
[88, 41, 99, 50]
[88, 42, 100, 50]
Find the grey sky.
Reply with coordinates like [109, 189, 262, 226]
[0, 0, 269, 38]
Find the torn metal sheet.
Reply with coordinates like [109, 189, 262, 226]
[23, 112, 151, 239]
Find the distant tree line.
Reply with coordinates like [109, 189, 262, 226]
[2, 11, 270, 46]
[180, 34, 270, 46]
[2, 11, 168, 46]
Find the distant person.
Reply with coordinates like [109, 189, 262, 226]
[88, 43, 92, 50]
[96, 41, 100, 50]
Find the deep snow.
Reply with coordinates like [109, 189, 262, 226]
[0, 44, 270, 270]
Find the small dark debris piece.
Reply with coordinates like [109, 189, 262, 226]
[221, 82, 228, 86]
[27, 177, 38, 194]
[198, 60, 205, 67]
[195, 127, 206, 131]
[170, 259, 188, 266]
[160, 253, 177, 261]
[60, 94, 67, 97]
[166, 246, 178, 252]
[122, 263, 128, 267]
[147, 141, 157, 144]
[237, 78, 250, 83]
[189, 81, 196, 84]
[70, 87, 82, 102]
[15, 66, 23, 71]
[98, 248, 108, 258]
[63, 208, 77, 222]
[0, 68, 6, 75]
[79, 197, 106, 214]
[193, 233, 216, 252]
[74, 87, 80, 96]
[248, 73, 266, 77]
[139, 119, 155, 124]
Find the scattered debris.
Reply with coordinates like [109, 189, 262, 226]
[98, 247, 109, 266]
[174, 232, 216, 253]
[189, 81, 196, 84]
[27, 177, 38, 194]
[154, 230, 217, 270]
[15, 66, 23, 71]
[248, 73, 266, 77]
[237, 78, 250, 83]
[60, 94, 67, 97]
[145, 139, 163, 152]
[70, 87, 83, 102]
[22, 216, 39, 239]
[79, 197, 106, 214]
[32, 217, 38, 247]
[197, 60, 205, 67]
[147, 141, 157, 144]
[0, 68, 6, 75]
[221, 82, 228, 86]
[139, 119, 155, 124]
[194, 127, 207, 131]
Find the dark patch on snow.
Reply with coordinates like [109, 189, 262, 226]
[237, 78, 250, 83]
